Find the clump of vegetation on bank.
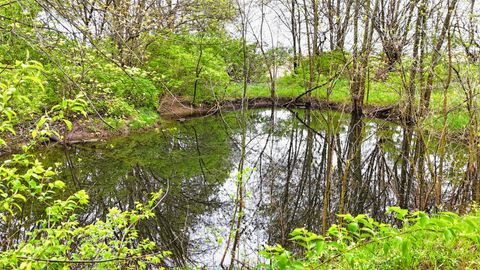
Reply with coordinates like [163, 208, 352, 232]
[261, 207, 480, 269]
[0, 61, 170, 269]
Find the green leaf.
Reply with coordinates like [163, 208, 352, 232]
[347, 222, 359, 233]
[36, 116, 47, 130]
[54, 180, 66, 189]
[63, 119, 73, 131]
[401, 240, 409, 257]
[12, 193, 27, 202]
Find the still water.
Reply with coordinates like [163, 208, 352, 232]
[27, 108, 469, 267]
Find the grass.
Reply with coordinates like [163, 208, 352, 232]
[219, 71, 475, 133]
[222, 73, 404, 106]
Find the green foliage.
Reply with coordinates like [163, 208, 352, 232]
[260, 207, 480, 269]
[1, 190, 170, 269]
[0, 60, 47, 123]
[221, 39, 255, 82]
[0, 61, 169, 269]
[0, 0, 43, 63]
[99, 97, 136, 119]
[33, 95, 88, 141]
[0, 60, 87, 141]
[146, 33, 230, 101]
[315, 50, 348, 75]
[0, 155, 63, 219]
[226, 45, 291, 84]
[91, 64, 160, 110]
[52, 57, 160, 113]
[128, 109, 159, 130]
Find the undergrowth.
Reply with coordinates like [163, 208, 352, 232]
[260, 207, 480, 269]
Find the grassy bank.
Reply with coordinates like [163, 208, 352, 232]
[221, 74, 470, 132]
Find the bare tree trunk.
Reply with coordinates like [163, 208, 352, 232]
[312, 0, 320, 57]
[373, 0, 415, 70]
[336, 0, 353, 50]
[421, 0, 458, 115]
[350, 0, 378, 116]
[404, 0, 426, 124]
[291, 0, 299, 71]
[436, 20, 453, 207]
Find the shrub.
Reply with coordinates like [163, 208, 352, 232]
[146, 34, 230, 101]
[0, 61, 169, 269]
[90, 63, 160, 110]
[316, 50, 349, 75]
[260, 207, 480, 269]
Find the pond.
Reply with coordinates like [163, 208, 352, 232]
[8, 108, 471, 268]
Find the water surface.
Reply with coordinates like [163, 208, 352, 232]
[21, 108, 470, 267]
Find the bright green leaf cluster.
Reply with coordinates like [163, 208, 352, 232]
[260, 207, 480, 269]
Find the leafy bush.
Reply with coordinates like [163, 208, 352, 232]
[44, 49, 160, 119]
[260, 207, 480, 269]
[0, 1, 43, 64]
[0, 60, 48, 122]
[146, 34, 230, 101]
[316, 50, 348, 75]
[95, 97, 136, 118]
[0, 61, 169, 269]
[92, 64, 160, 109]
[128, 109, 159, 130]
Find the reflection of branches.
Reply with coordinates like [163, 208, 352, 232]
[287, 109, 325, 139]
[192, 126, 207, 183]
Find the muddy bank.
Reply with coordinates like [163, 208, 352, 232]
[59, 96, 397, 148]
[4, 96, 398, 152]
[0, 95, 428, 156]
[0, 117, 160, 156]
[157, 95, 473, 141]
[158, 95, 399, 121]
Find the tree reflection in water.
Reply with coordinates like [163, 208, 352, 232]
[21, 108, 468, 268]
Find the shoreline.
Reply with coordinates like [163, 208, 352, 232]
[157, 95, 399, 121]
[3, 95, 467, 156]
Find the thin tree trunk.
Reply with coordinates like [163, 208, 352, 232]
[421, 0, 458, 115]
